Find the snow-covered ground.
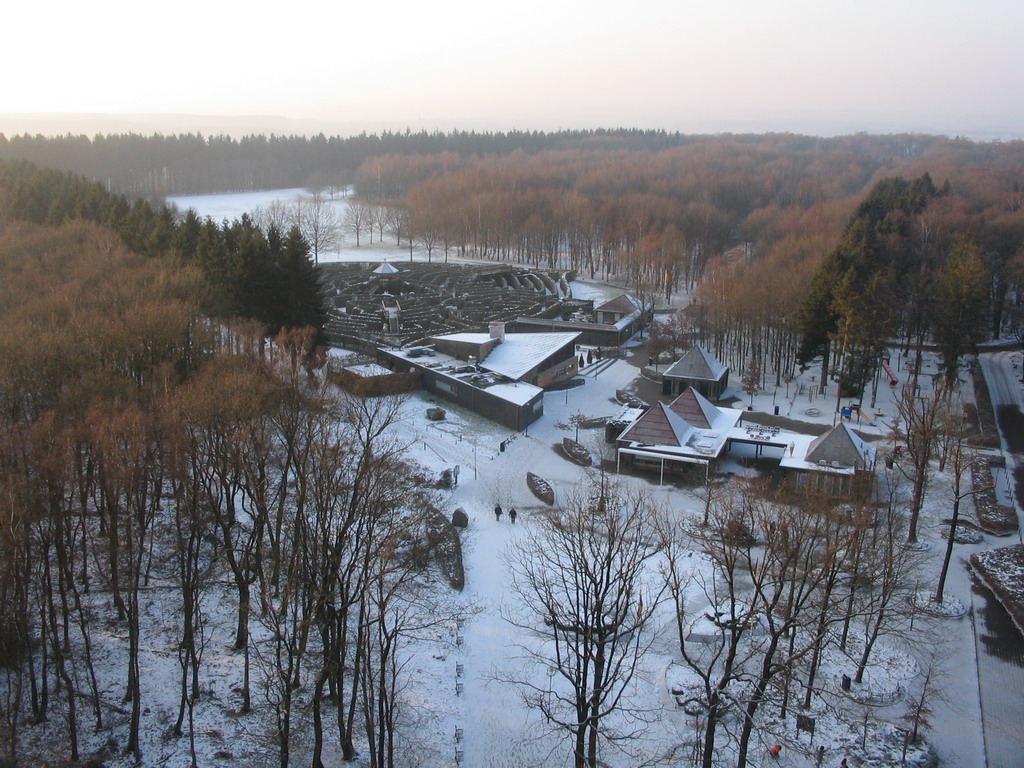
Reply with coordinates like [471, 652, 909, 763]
[400, 354, 989, 768]
[167, 187, 486, 270]
[138, 188, 1023, 768]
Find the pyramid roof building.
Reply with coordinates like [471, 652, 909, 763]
[616, 387, 742, 465]
[666, 386, 722, 429]
[804, 423, 874, 470]
[618, 402, 694, 447]
[373, 261, 401, 274]
[663, 345, 728, 382]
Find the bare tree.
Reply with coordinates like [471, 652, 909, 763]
[733, 487, 853, 768]
[356, 495, 460, 768]
[297, 193, 341, 263]
[308, 391, 413, 763]
[503, 481, 662, 768]
[343, 201, 372, 247]
[252, 199, 297, 235]
[669, 482, 856, 768]
[901, 640, 949, 750]
[741, 357, 762, 409]
[672, 485, 760, 768]
[253, 524, 310, 768]
[851, 509, 923, 684]
[934, 403, 988, 604]
[163, 404, 212, 766]
[88, 401, 162, 762]
[891, 384, 948, 543]
[369, 203, 392, 243]
[176, 358, 274, 713]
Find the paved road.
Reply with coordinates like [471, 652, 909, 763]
[971, 575, 1024, 768]
[976, 351, 1024, 768]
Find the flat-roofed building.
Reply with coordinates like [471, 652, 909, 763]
[377, 324, 580, 430]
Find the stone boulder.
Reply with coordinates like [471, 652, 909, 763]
[424, 507, 465, 591]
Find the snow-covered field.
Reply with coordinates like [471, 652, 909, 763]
[167, 187, 473, 270]
[112, 188, 1022, 768]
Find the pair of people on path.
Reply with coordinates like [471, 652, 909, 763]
[494, 504, 517, 523]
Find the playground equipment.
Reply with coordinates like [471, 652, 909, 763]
[881, 355, 898, 387]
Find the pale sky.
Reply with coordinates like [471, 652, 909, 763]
[4, 0, 1021, 138]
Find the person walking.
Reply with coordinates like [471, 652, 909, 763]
[494, 504, 502, 521]
[509, 508, 517, 524]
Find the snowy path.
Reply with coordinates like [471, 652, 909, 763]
[974, 351, 1024, 768]
[410, 359, 652, 766]
[971, 578, 1024, 768]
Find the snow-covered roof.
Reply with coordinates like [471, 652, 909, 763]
[777, 423, 875, 474]
[345, 362, 392, 377]
[805, 423, 874, 469]
[383, 345, 544, 407]
[617, 387, 742, 460]
[595, 293, 641, 314]
[373, 261, 400, 274]
[608, 404, 646, 424]
[484, 381, 542, 406]
[430, 332, 580, 381]
[663, 345, 728, 382]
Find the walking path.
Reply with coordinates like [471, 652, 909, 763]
[975, 351, 1024, 768]
[971, 577, 1024, 768]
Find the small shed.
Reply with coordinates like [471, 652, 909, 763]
[662, 345, 729, 400]
[781, 423, 876, 498]
[593, 293, 641, 325]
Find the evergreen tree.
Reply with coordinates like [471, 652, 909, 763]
[798, 175, 938, 386]
[935, 234, 988, 383]
[268, 226, 326, 334]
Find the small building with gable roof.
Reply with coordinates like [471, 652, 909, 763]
[662, 345, 730, 400]
[779, 422, 876, 498]
[593, 293, 642, 325]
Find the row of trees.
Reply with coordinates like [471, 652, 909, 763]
[0, 220, 457, 767]
[0, 129, 937, 198]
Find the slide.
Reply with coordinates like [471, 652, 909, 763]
[881, 356, 897, 387]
